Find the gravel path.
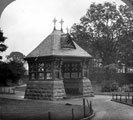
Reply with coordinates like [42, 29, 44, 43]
[0, 92, 133, 120]
[53, 95, 133, 120]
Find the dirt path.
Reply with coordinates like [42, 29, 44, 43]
[53, 95, 133, 120]
[0, 91, 133, 120]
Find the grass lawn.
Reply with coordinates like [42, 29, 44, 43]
[0, 98, 92, 120]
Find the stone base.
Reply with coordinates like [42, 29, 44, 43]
[24, 80, 66, 100]
[80, 78, 94, 97]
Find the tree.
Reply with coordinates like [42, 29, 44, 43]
[0, 29, 7, 59]
[6, 51, 25, 63]
[6, 51, 26, 84]
[117, 5, 133, 71]
[0, 61, 13, 86]
[71, 2, 125, 66]
[7, 61, 26, 84]
[0, 30, 8, 85]
[0, 60, 26, 86]
[0, 51, 26, 86]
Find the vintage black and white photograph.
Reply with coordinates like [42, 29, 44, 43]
[0, 0, 133, 120]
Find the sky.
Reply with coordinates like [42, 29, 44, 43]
[0, 0, 125, 60]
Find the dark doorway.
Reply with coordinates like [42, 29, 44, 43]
[62, 62, 82, 95]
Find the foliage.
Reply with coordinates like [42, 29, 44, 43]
[6, 51, 25, 63]
[0, 61, 26, 86]
[129, 84, 133, 91]
[0, 51, 26, 86]
[104, 63, 118, 81]
[0, 29, 7, 59]
[71, 2, 121, 66]
[110, 82, 119, 92]
[89, 59, 104, 74]
[89, 67, 105, 74]
[117, 5, 133, 69]
[101, 82, 119, 92]
[0, 61, 13, 86]
[70, 2, 133, 69]
[120, 84, 133, 92]
[101, 83, 111, 92]
[8, 61, 26, 83]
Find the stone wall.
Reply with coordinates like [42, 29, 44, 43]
[24, 80, 66, 100]
[25, 78, 94, 100]
[81, 78, 94, 96]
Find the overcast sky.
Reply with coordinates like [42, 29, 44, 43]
[0, 0, 125, 60]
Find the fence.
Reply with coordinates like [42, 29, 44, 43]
[112, 93, 133, 106]
[0, 87, 15, 94]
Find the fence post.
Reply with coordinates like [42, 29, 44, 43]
[120, 94, 121, 101]
[48, 112, 51, 120]
[90, 101, 92, 113]
[8, 88, 10, 94]
[4, 88, 5, 94]
[72, 108, 74, 120]
[13, 88, 15, 94]
[112, 93, 114, 100]
[83, 98, 86, 117]
[116, 94, 117, 100]
[86, 99, 89, 108]
[125, 96, 127, 103]
[128, 93, 130, 99]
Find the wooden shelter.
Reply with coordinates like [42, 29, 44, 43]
[24, 22, 93, 100]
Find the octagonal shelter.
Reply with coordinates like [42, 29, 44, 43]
[24, 29, 93, 100]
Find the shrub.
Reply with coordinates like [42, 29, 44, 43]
[110, 82, 119, 92]
[121, 84, 133, 92]
[129, 84, 133, 92]
[8, 61, 26, 84]
[0, 61, 26, 86]
[101, 84, 111, 92]
[0, 61, 13, 86]
[101, 82, 119, 92]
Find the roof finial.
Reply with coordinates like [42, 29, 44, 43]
[53, 18, 57, 30]
[66, 27, 69, 33]
[60, 18, 64, 32]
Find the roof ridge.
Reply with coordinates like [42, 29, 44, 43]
[51, 33, 54, 55]
[26, 30, 92, 58]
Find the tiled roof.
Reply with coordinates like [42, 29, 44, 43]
[26, 30, 92, 58]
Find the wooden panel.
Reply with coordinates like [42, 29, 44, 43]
[62, 62, 82, 79]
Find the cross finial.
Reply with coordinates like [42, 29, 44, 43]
[60, 18, 64, 32]
[66, 27, 69, 33]
[53, 18, 57, 30]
